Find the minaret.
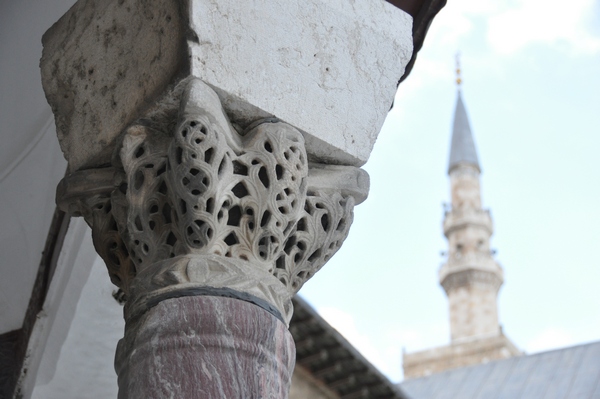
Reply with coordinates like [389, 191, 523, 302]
[402, 58, 520, 379]
[440, 58, 503, 342]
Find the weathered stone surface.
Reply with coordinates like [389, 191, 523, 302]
[444, 277, 501, 340]
[116, 295, 295, 399]
[187, 0, 413, 167]
[41, 0, 186, 172]
[41, 0, 413, 171]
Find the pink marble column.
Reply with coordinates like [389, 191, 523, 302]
[116, 296, 295, 399]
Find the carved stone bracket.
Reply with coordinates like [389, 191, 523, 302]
[57, 78, 368, 324]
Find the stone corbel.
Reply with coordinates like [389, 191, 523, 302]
[57, 78, 368, 325]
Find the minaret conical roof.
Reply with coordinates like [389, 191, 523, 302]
[448, 91, 480, 174]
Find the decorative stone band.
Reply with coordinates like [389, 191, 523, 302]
[440, 268, 503, 294]
[129, 255, 290, 324]
[449, 162, 481, 178]
[56, 78, 369, 324]
[439, 253, 503, 283]
[443, 208, 493, 237]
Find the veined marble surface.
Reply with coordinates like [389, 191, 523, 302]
[117, 296, 296, 398]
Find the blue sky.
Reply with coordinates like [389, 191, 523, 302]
[298, 0, 600, 382]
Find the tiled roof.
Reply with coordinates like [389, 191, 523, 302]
[400, 341, 600, 399]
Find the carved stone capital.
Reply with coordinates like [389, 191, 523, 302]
[57, 78, 368, 324]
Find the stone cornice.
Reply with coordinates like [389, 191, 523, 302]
[439, 253, 503, 282]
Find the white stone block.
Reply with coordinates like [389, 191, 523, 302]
[188, 0, 413, 166]
[41, 0, 412, 171]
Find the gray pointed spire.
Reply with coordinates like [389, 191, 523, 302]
[448, 90, 480, 174]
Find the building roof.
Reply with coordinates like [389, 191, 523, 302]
[290, 296, 409, 399]
[448, 91, 480, 174]
[400, 341, 600, 399]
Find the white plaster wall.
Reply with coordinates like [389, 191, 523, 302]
[32, 255, 123, 399]
[16, 219, 98, 398]
[0, 122, 65, 332]
[0, 0, 77, 333]
[290, 366, 339, 399]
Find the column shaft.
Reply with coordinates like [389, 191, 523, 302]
[116, 296, 295, 399]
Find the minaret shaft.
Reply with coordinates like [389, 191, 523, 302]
[402, 84, 521, 380]
[450, 165, 481, 210]
[441, 93, 504, 342]
[447, 283, 500, 339]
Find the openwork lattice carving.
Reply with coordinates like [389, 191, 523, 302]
[58, 78, 367, 323]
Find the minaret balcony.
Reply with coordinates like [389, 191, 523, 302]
[443, 208, 493, 237]
[439, 252, 503, 288]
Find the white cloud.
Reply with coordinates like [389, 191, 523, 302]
[525, 327, 575, 353]
[317, 307, 452, 382]
[318, 307, 400, 380]
[400, 0, 600, 94]
[392, 322, 449, 352]
[400, 0, 502, 90]
[429, 0, 600, 56]
[487, 0, 600, 55]
[425, 0, 501, 47]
